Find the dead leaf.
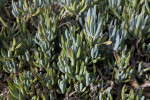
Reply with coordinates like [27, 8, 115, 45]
[129, 78, 139, 89]
[139, 81, 150, 99]
[141, 81, 150, 88]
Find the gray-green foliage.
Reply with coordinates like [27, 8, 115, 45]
[126, 11, 149, 40]
[107, 20, 127, 51]
[0, 0, 150, 99]
[84, 5, 104, 46]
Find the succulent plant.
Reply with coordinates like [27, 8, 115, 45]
[0, 0, 150, 99]
[125, 11, 150, 40]
[58, 0, 90, 15]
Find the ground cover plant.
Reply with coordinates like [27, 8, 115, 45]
[0, 0, 150, 100]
